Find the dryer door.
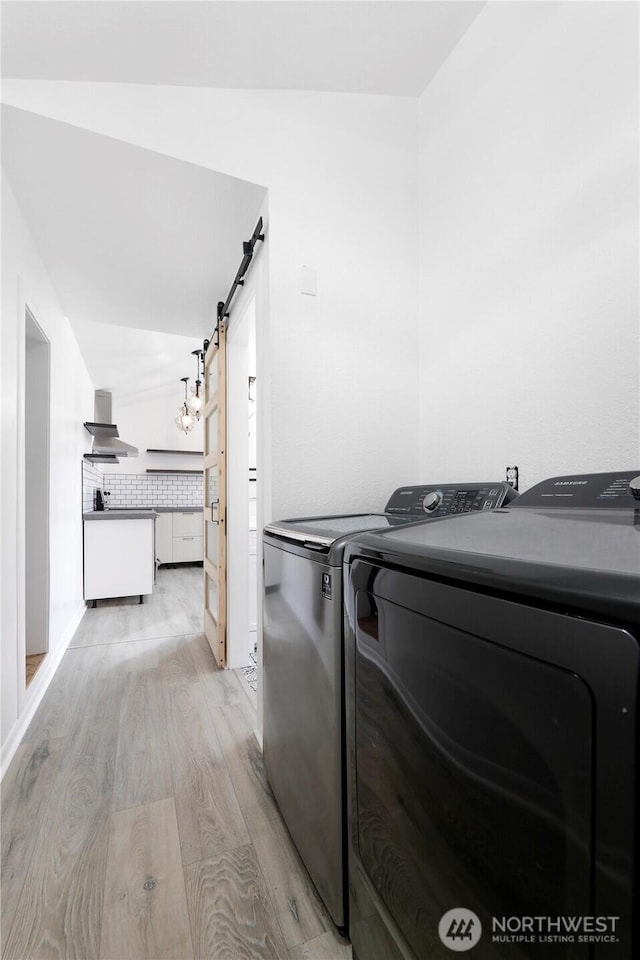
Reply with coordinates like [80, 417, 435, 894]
[352, 586, 594, 959]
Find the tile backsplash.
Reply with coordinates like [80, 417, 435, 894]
[82, 460, 104, 513]
[104, 472, 204, 509]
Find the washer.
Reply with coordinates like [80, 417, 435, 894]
[262, 481, 517, 932]
[343, 471, 640, 960]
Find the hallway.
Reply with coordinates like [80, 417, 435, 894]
[1, 571, 350, 959]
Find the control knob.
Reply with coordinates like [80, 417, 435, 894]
[629, 476, 640, 501]
[422, 490, 442, 513]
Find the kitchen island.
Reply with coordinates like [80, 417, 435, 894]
[83, 510, 157, 606]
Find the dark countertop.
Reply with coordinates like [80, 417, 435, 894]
[83, 510, 158, 521]
[104, 505, 202, 513]
[83, 506, 203, 520]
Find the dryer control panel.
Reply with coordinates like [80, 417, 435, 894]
[512, 470, 640, 509]
[385, 481, 517, 518]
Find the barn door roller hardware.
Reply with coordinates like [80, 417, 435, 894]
[210, 217, 264, 348]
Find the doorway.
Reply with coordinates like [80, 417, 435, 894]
[202, 212, 269, 731]
[24, 308, 51, 686]
[226, 295, 258, 670]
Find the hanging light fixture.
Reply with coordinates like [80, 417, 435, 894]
[187, 349, 205, 420]
[175, 377, 195, 434]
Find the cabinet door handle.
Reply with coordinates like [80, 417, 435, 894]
[182, 537, 195, 541]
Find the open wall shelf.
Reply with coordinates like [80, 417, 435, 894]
[146, 469, 203, 475]
[146, 448, 203, 456]
[84, 422, 119, 438]
[84, 453, 120, 463]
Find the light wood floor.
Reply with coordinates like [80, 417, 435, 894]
[1, 568, 351, 960]
[26, 654, 47, 686]
[69, 566, 204, 649]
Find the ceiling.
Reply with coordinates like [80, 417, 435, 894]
[1, 1, 485, 394]
[72, 319, 205, 400]
[2, 105, 266, 338]
[0, 1, 484, 97]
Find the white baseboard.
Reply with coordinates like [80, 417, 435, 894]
[0, 602, 86, 781]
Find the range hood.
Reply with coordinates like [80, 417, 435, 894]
[84, 390, 138, 460]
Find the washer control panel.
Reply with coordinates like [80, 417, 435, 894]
[421, 490, 442, 512]
[385, 482, 518, 519]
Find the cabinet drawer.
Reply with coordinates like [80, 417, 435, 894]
[172, 511, 202, 537]
[173, 535, 203, 563]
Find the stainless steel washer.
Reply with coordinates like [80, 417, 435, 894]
[262, 482, 517, 932]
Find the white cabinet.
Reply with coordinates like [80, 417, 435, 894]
[173, 511, 202, 537]
[84, 518, 154, 602]
[172, 511, 203, 562]
[155, 512, 173, 564]
[173, 535, 203, 562]
[156, 511, 204, 565]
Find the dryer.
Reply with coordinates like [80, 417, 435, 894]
[343, 471, 640, 959]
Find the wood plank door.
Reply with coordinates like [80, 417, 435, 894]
[203, 322, 227, 667]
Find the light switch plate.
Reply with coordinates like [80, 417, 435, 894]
[300, 264, 317, 296]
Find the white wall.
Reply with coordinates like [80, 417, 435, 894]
[1, 82, 421, 518]
[1, 170, 95, 770]
[418, 2, 639, 490]
[109, 381, 204, 475]
[25, 322, 50, 656]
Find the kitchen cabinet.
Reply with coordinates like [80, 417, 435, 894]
[84, 517, 154, 603]
[173, 535, 203, 562]
[156, 511, 203, 565]
[155, 513, 173, 564]
[172, 511, 202, 537]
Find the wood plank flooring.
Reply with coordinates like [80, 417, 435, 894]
[25, 654, 46, 686]
[69, 566, 204, 648]
[1, 567, 351, 960]
[100, 798, 193, 960]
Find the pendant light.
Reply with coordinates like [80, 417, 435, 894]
[175, 377, 195, 434]
[187, 349, 205, 420]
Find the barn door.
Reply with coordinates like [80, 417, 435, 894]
[203, 322, 227, 667]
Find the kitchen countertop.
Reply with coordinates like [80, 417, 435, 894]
[83, 506, 203, 520]
[104, 505, 203, 513]
[83, 510, 158, 521]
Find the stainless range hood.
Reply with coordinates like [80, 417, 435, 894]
[84, 390, 138, 461]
